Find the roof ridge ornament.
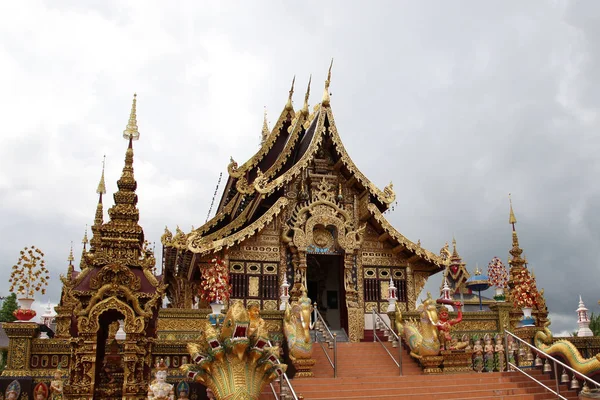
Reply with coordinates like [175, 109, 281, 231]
[261, 106, 270, 145]
[301, 75, 311, 115]
[285, 76, 295, 110]
[322, 59, 333, 107]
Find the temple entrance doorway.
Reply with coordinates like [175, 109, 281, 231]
[306, 253, 347, 332]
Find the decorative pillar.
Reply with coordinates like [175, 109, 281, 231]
[489, 302, 513, 333]
[54, 305, 74, 338]
[344, 252, 363, 342]
[406, 264, 416, 310]
[2, 322, 38, 373]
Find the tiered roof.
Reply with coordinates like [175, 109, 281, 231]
[162, 65, 447, 280]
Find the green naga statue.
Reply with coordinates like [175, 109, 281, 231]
[535, 322, 600, 376]
[181, 301, 286, 400]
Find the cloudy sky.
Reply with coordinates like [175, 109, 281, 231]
[1, 0, 598, 335]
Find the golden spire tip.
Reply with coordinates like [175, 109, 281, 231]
[285, 76, 295, 110]
[509, 193, 517, 228]
[96, 155, 107, 195]
[68, 241, 74, 263]
[82, 224, 88, 244]
[261, 106, 270, 144]
[123, 93, 140, 141]
[302, 75, 312, 114]
[322, 59, 333, 106]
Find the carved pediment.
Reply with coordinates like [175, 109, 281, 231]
[90, 263, 141, 291]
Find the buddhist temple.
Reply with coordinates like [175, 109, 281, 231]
[4, 69, 593, 400]
[161, 66, 446, 342]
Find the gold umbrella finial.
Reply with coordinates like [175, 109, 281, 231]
[123, 93, 140, 142]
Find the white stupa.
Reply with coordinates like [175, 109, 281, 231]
[40, 302, 56, 328]
[576, 296, 593, 337]
[439, 277, 454, 312]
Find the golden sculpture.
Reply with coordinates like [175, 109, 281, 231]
[182, 301, 286, 400]
[283, 289, 315, 377]
[395, 293, 441, 359]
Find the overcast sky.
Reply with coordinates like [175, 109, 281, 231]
[1, 0, 598, 335]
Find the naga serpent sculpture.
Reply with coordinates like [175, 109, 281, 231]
[395, 293, 441, 359]
[535, 322, 600, 377]
[181, 301, 286, 400]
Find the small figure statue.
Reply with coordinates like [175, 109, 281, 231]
[147, 359, 174, 400]
[176, 381, 189, 399]
[484, 335, 495, 372]
[248, 304, 265, 338]
[494, 335, 505, 371]
[49, 370, 64, 400]
[436, 302, 463, 350]
[472, 337, 484, 373]
[5, 380, 21, 400]
[34, 382, 49, 400]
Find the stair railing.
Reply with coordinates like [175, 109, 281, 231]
[312, 303, 338, 378]
[371, 308, 403, 375]
[267, 340, 300, 400]
[504, 329, 600, 399]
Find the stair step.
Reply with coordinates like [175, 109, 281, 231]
[268, 341, 578, 400]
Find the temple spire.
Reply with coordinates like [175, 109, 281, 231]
[285, 76, 295, 110]
[261, 107, 270, 145]
[67, 241, 74, 265]
[509, 193, 517, 231]
[98, 93, 145, 260]
[80, 225, 88, 269]
[507, 194, 524, 270]
[97, 155, 106, 196]
[451, 236, 459, 257]
[90, 157, 107, 251]
[301, 75, 312, 115]
[322, 59, 333, 107]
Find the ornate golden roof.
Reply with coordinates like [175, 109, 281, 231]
[227, 78, 296, 180]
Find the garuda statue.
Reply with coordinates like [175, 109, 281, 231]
[395, 293, 442, 359]
[283, 288, 315, 377]
[181, 301, 286, 400]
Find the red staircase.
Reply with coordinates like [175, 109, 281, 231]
[262, 341, 579, 400]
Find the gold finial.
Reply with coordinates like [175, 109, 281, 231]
[123, 93, 140, 141]
[322, 58, 333, 106]
[285, 76, 295, 110]
[261, 106, 269, 144]
[302, 75, 311, 114]
[82, 225, 88, 245]
[509, 193, 517, 230]
[67, 241, 74, 263]
[474, 263, 481, 275]
[96, 155, 106, 195]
